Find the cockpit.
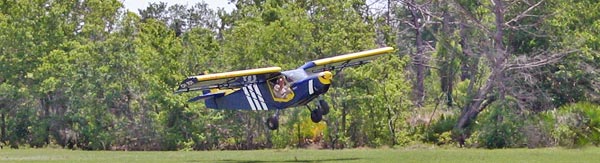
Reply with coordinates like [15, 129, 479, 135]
[267, 69, 307, 102]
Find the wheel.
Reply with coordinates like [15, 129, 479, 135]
[319, 99, 330, 115]
[310, 109, 323, 123]
[266, 116, 279, 130]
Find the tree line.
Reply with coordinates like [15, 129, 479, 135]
[0, 0, 598, 150]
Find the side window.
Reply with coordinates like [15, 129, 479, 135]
[269, 76, 294, 102]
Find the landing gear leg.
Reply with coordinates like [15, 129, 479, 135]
[266, 110, 279, 130]
[317, 96, 330, 115]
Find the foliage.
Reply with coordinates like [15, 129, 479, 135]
[422, 114, 457, 145]
[520, 112, 556, 148]
[473, 102, 525, 149]
[0, 0, 598, 150]
[550, 102, 600, 148]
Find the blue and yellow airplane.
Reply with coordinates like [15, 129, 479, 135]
[175, 47, 394, 130]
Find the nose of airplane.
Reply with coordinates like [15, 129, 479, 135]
[318, 71, 332, 84]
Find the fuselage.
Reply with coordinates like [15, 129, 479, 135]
[204, 69, 332, 110]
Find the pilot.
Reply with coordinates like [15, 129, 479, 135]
[273, 77, 291, 98]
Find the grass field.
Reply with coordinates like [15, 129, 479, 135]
[2, 147, 600, 163]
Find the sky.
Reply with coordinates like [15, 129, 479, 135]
[122, 0, 235, 13]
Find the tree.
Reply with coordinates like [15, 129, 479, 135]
[451, 0, 579, 146]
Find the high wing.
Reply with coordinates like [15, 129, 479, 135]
[175, 67, 282, 94]
[299, 47, 394, 73]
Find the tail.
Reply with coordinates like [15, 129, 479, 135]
[201, 71, 218, 108]
[203, 90, 218, 109]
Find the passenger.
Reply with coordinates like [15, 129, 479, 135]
[273, 76, 291, 98]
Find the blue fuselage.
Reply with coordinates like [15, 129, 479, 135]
[204, 69, 331, 111]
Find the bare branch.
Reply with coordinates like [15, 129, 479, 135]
[402, 20, 418, 29]
[505, 49, 580, 71]
[396, 27, 412, 35]
[504, 0, 544, 26]
[450, 0, 492, 35]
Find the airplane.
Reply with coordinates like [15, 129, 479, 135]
[175, 47, 394, 130]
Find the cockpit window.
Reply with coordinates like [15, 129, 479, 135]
[281, 69, 307, 83]
[269, 75, 295, 102]
[272, 77, 291, 98]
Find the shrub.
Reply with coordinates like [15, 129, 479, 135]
[551, 102, 600, 148]
[422, 114, 456, 145]
[475, 103, 524, 149]
[521, 112, 555, 148]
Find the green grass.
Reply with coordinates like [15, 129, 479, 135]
[2, 147, 600, 163]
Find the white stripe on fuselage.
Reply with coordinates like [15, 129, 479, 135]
[242, 87, 257, 110]
[246, 85, 263, 110]
[308, 79, 314, 95]
[241, 75, 267, 111]
[252, 84, 268, 110]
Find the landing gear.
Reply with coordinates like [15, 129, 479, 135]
[310, 109, 323, 123]
[266, 97, 331, 129]
[308, 97, 330, 123]
[318, 98, 330, 115]
[266, 116, 279, 130]
[266, 110, 280, 130]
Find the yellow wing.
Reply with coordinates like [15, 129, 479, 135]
[176, 67, 282, 93]
[300, 47, 394, 73]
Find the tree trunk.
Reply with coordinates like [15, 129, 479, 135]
[382, 73, 397, 146]
[297, 122, 301, 147]
[440, 7, 456, 106]
[459, 20, 477, 82]
[340, 72, 347, 135]
[407, 0, 426, 107]
[492, 0, 507, 101]
[1, 112, 5, 143]
[330, 72, 346, 149]
[413, 18, 426, 107]
[453, 71, 497, 146]
[453, 0, 507, 146]
[41, 97, 51, 146]
[386, 105, 396, 146]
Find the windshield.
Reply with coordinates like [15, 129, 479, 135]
[281, 69, 307, 83]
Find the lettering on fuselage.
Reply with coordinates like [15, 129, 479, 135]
[243, 75, 257, 83]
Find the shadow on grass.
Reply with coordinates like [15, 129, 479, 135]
[187, 157, 361, 163]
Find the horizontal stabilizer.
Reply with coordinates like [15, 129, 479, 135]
[188, 92, 226, 102]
